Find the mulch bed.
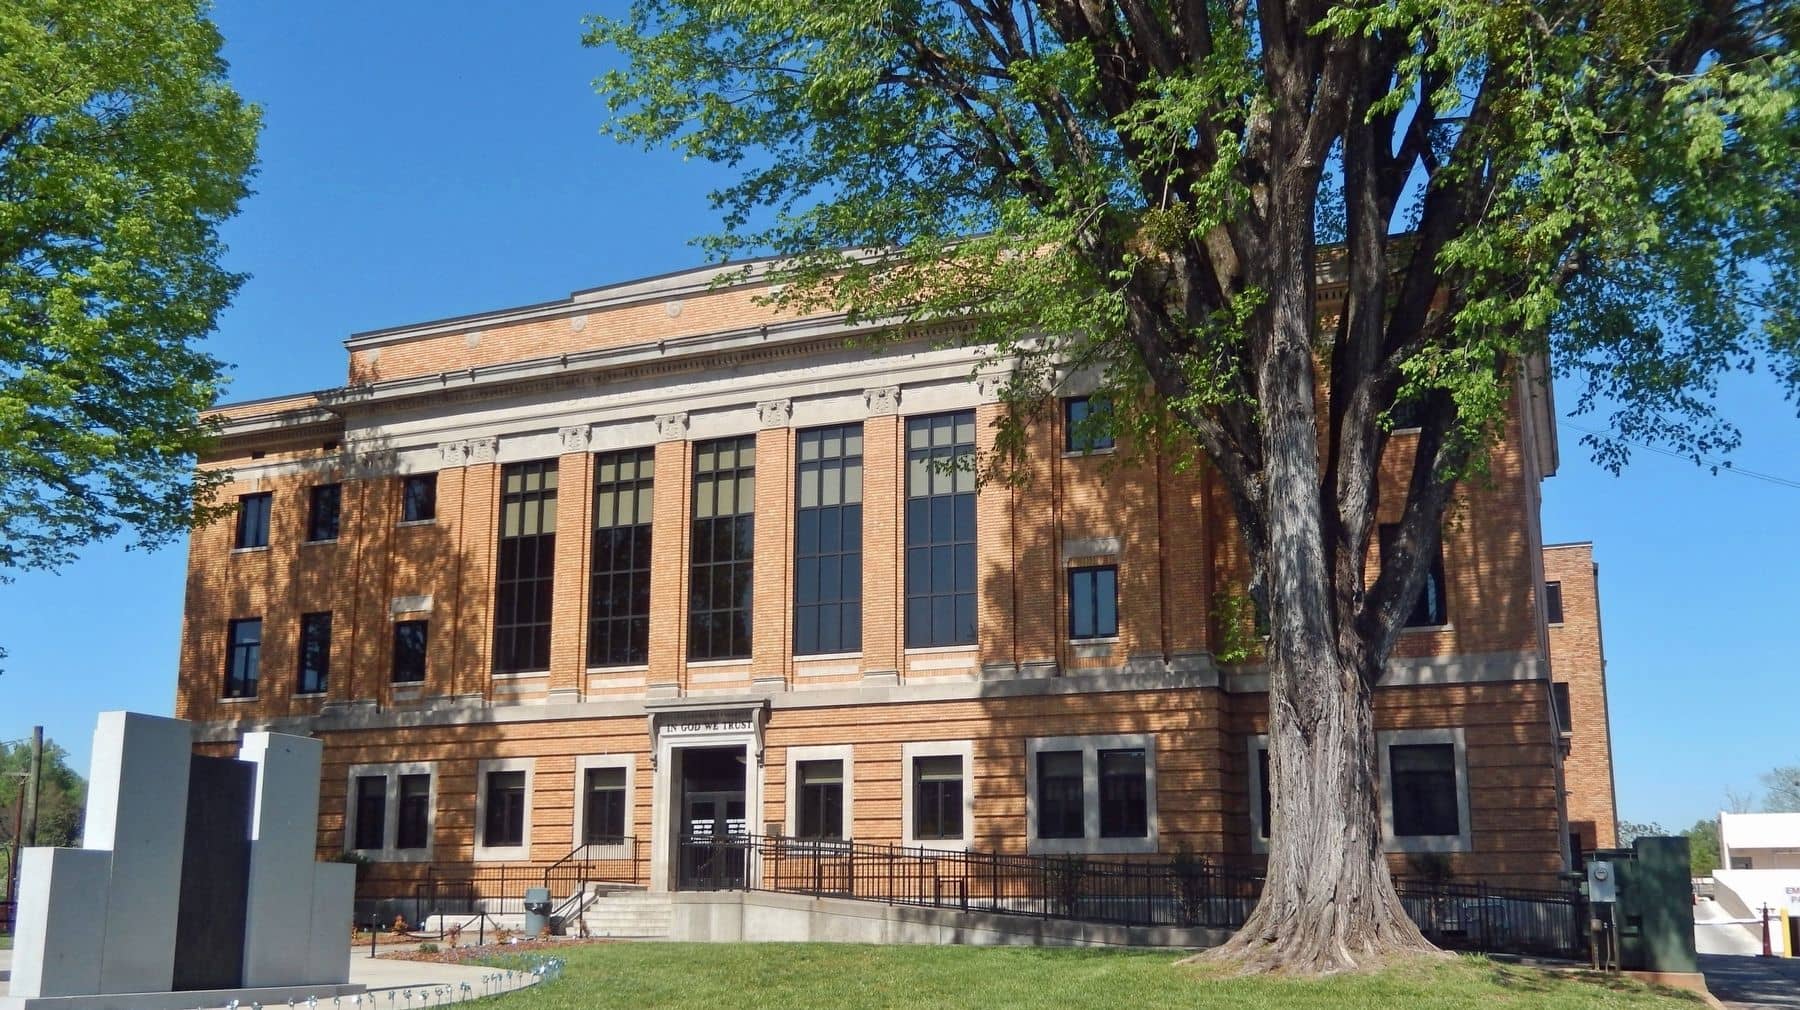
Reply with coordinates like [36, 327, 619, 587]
[370, 936, 616, 965]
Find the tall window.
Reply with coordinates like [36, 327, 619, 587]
[583, 767, 627, 844]
[1063, 395, 1115, 453]
[1256, 746, 1272, 841]
[401, 474, 437, 523]
[590, 449, 654, 666]
[795, 760, 845, 840]
[235, 492, 271, 549]
[307, 483, 341, 542]
[392, 619, 428, 684]
[912, 755, 964, 842]
[495, 460, 558, 673]
[296, 611, 332, 695]
[224, 618, 262, 699]
[904, 412, 976, 648]
[396, 773, 432, 850]
[1378, 524, 1449, 627]
[353, 775, 386, 851]
[690, 436, 756, 660]
[1545, 581, 1565, 624]
[1098, 748, 1148, 838]
[1067, 565, 1118, 640]
[483, 770, 527, 847]
[1553, 682, 1574, 735]
[794, 424, 863, 655]
[1035, 750, 1084, 839]
[1389, 743, 1460, 837]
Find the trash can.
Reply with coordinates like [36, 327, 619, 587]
[522, 887, 551, 938]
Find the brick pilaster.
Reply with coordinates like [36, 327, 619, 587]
[647, 418, 692, 696]
[752, 407, 794, 687]
[859, 392, 903, 680]
[548, 434, 594, 701]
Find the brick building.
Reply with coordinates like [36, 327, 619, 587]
[173, 258, 1592, 904]
[1543, 542, 1619, 854]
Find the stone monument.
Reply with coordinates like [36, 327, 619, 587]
[1, 712, 364, 1010]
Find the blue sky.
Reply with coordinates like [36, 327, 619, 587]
[1, 1, 1795, 833]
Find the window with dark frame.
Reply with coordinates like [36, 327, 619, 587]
[690, 436, 756, 661]
[1067, 565, 1118, 640]
[1256, 746, 1272, 841]
[1098, 748, 1149, 838]
[1553, 682, 1574, 735]
[353, 775, 386, 851]
[296, 611, 331, 695]
[494, 460, 558, 673]
[1378, 523, 1449, 627]
[589, 449, 655, 667]
[1389, 397, 1425, 431]
[1035, 750, 1084, 840]
[904, 412, 977, 648]
[583, 767, 628, 845]
[392, 619, 428, 684]
[912, 755, 964, 841]
[795, 759, 845, 841]
[1545, 580, 1565, 624]
[483, 770, 527, 848]
[235, 492, 272, 549]
[1389, 743, 1460, 837]
[307, 483, 341, 542]
[794, 424, 864, 656]
[401, 474, 437, 523]
[1063, 395, 1115, 453]
[396, 773, 431, 850]
[224, 618, 262, 699]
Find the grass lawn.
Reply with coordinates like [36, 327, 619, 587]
[480, 943, 1702, 1010]
[0, 934, 10, 950]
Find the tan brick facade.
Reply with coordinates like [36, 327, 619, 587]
[1544, 542, 1619, 851]
[174, 260, 1592, 895]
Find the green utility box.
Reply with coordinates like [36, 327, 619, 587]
[1590, 836, 1697, 973]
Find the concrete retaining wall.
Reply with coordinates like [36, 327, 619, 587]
[669, 891, 1230, 948]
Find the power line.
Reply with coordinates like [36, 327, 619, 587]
[1560, 422, 1800, 491]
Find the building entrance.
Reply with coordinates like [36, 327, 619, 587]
[676, 745, 748, 889]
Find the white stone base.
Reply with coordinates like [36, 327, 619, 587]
[0, 983, 365, 1010]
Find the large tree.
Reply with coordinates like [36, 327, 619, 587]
[0, 736, 86, 851]
[588, 0, 1798, 972]
[0, 0, 260, 625]
[1763, 765, 1800, 812]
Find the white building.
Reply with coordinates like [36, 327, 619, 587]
[1696, 812, 1800, 957]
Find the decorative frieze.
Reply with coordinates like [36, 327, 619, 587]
[757, 399, 793, 428]
[655, 412, 690, 440]
[863, 386, 901, 416]
[467, 436, 499, 464]
[438, 440, 470, 466]
[559, 425, 592, 452]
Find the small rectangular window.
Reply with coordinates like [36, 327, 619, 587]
[583, 767, 628, 845]
[1553, 682, 1573, 735]
[1098, 748, 1148, 838]
[353, 775, 387, 851]
[1389, 743, 1460, 837]
[1256, 746, 1272, 841]
[307, 483, 341, 542]
[1379, 524, 1449, 627]
[483, 770, 527, 848]
[1035, 750, 1084, 840]
[396, 773, 431, 850]
[235, 492, 272, 549]
[1545, 581, 1564, 625]
[401, 474, 437, 523]
[1067, 565, 1118, 640]
[392, 619, 428, 684]
[296, 611, 332, 695]
[1063, 396, 1115, 453]
[224, 618, 262, 699]
[912, 755, 964, 841]
[795, 759, 845, 841]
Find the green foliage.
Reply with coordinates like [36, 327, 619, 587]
[1683, 818, 1720, 877]
[1617, 821, 1667, 847]
[0, 0, 261, 605]
[0, 737, 87, 848]
[1209, 590, 1260, 665]
[1761, 765, 1800, 812]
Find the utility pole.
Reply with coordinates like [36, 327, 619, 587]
[23, 725, 43, 848]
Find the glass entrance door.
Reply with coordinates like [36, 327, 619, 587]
[676, 746, 749, 889]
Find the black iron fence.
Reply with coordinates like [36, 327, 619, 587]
[400, 838, 643, 927]
[676, 833, 1584, 958]
[1, 898, 13, 935]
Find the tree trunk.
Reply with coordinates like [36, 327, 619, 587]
[1198, 648, 1437, 973]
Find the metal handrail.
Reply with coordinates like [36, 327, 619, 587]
[542, 835, 640, 892]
